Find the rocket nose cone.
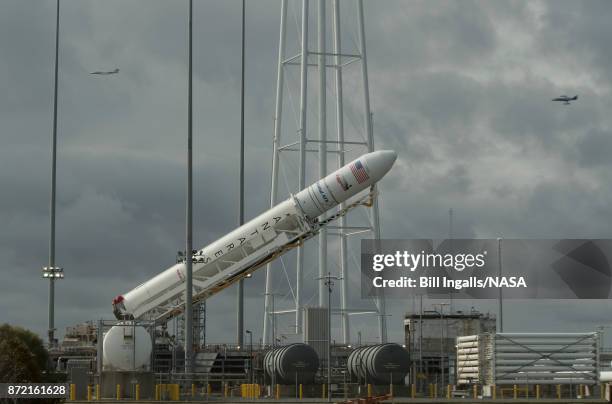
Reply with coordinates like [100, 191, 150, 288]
[378, 150, 398, 166]
[365, 150, 397, 181]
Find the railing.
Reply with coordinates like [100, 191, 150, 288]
[65, 380, 611, 401]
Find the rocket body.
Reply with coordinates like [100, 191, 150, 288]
[112, 150, 396, 321]
[295, 150, 396, 220]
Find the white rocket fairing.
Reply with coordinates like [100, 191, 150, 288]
[112, 150, 396, 321]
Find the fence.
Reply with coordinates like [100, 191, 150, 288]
[66, 381, 611, 401]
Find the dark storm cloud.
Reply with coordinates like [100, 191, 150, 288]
[537, 1, 612, 84]
[364, 0, 497, 69]
[3, 0, 612, 345]
[0, 0, 280, 341]
[576, 129, 612, 167]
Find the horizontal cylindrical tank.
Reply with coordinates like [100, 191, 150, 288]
[600, 371, 612, 382]
[102, 322, 152, 371]
[456, 332, 598, 386]
[347, 344, 410, 385]
[263, 344, 319, 385]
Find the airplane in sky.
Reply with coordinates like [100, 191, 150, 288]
[552, 95, 578, 105]
[90, 68, 119, 75]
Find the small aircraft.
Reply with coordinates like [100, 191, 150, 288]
[552, 95, 578, 105]
[90, 68, 119, 75]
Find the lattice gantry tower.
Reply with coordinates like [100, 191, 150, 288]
[262, 0, 387, 346]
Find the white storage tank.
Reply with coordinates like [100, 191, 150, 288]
[600, 371, 612, 382]
[102, 322, 152, 371]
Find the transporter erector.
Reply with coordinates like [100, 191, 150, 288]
[104, 150, 396, 370]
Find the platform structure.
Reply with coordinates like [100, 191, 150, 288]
[173, 301, 206, 372]
[262, 0, 387, 346]
[176, 302, 206, 348]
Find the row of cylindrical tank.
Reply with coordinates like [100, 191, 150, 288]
[102, 324, 410, 385]
[264, 343, 410, 385]
[457, 333, 599, 385]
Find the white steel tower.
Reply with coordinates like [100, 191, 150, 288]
[262, 0, 387, 346]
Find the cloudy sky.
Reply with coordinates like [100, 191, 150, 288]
[2, 0, 612, 346]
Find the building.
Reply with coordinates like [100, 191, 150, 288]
[404, 308, 496, 387]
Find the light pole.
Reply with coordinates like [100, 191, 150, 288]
[237, 0, 246, 349]
[317, 272, 342, 403]
[419, 295, 423, 392]
[265, 292, 279, 397]
[498, 238, 504, 332]
[246, 330, 253, 384]
[436, 304, 450, 385]
[428, 303, 449, 386]
[184, 0, 194, 374]
[45, 0, 61, 348]
[42, 265, 64, 346]
[271, 294, 275, 397]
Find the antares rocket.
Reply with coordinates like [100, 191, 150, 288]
[112, 150, 397, 322]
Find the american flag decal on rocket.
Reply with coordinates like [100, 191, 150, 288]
[350, 160, 369, 184]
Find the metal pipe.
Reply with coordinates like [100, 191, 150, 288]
[263, 0, 288, 344]
[132, 320, 136, 370]
[96, 319, 103, 376]
[185, 0, 194, 374]
[332, 0, 349, 345]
